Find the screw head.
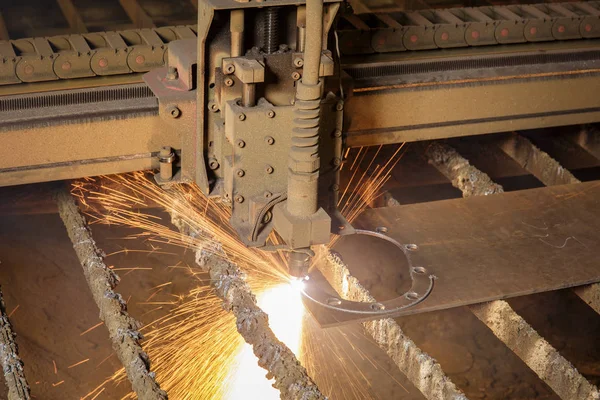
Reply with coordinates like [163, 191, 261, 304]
[98, 58, 108, 68]
[61, 61, 71, 71]
[236, 169, 245, 177]
[225, 64, 235, 74]
[168, 106, 181, 118]
[135, 55, 145, 64]
[263, 211, 272, 223]
[333, 157, 342, 166]
[265, 165, 274, 174]
[234, 194, 244, 203]
[208, 159, 219, 170]
[291, 71, 301, 80]
[265, 136, 275, 145]
[237, 139, 246, 148]
[335, 102, 344, 111]
[166, 66, 178, 80]
[224, 77, 234, 87]
[331, 183, 340, 191]
[238, 113, 246, 121]
[266, 110, 275, 118]
[209, 102, 219, 112]
[24, 64, 34, 75]
[333, 129, 342, 138]
[293, 57, 304, 68]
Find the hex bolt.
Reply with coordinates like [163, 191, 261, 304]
[336, 101, 344, 111]
[224, 77, 234, 87]
[167, 106, 181, 118]
[225, 64, 235, 74]
[266, 110, 275, 118]
[291, 71, 301, 80]
[265, 165, 274, 174]
[265, 136, 275, 145]
[208, 158, 220, 170]
[238, 113, 246, 121]
[159, 146, 175, 181]
[234, 194, 244, 203]
[293, 57, 304, 68]
[236, 169, 245, 177]
[166, 66, 178, 80]
[237, 139, 246, 148]
[333, 129, 342, 138]
[208, 102, 219, 112]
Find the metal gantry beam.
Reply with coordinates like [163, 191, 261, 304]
[425, 139, 600, 400]
[119, 0, 155, 29]
[56, 0, 88, 33]
[0, 286, 30, 400]
[55, 188, 168, 400]
[317, 250, 468, 400]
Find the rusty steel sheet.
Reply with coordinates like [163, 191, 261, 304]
[308, 181, 600, 326]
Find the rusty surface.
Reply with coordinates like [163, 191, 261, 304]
[318, 181, 600, 324]
[497, 132, 580, 187]
[424, 140, 600, 399]
[170, 214, 326, 400]
[315, 249, 467, 399]
[54, 188, 167, 400]
[426, 142, 504, 197]
[0, 286, 30, 400]
[470, 301, 600, 400]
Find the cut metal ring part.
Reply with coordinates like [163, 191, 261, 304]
[302, 229, 435, 315]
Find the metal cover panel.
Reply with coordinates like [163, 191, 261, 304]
[309, 181, 600, 326]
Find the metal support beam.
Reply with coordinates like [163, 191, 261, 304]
[170, 213, 326, 399]
[0, 286, 30, 400]
[496, 132, 580, 186]
[570, 125, 600, 161]
[470, 301, 600, 400]
[316, 250, 467, 399]
[56, 0, 88, 33]
[426, 142, 504, 197]
[119, 0, 155, 29]
[55, 188, 167, 400]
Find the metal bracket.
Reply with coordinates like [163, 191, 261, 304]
[302, 229, 435, 316]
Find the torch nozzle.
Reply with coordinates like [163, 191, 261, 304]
[288, 251, 311, 279]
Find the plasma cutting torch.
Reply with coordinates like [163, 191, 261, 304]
[145, 0, 346, 279]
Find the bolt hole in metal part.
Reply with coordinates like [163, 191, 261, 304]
[302, 229, 435, 316]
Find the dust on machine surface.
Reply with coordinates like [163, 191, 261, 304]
[1, 0, 600, 398]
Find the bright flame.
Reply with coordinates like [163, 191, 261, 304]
[226, 281, 305, 399]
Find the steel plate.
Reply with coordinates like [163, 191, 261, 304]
[308, 181, 600, 326]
